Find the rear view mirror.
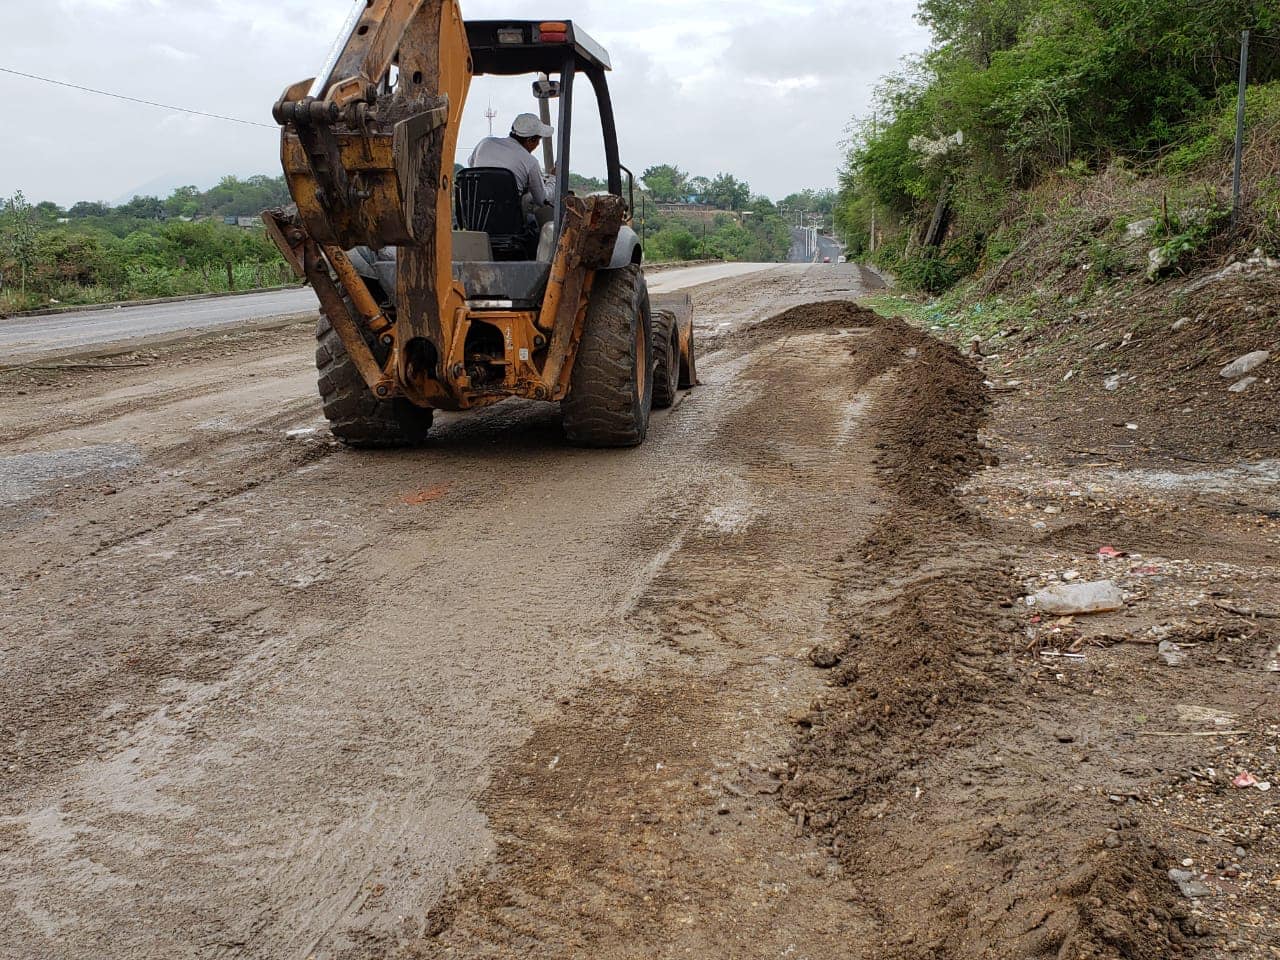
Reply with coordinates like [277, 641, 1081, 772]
[532, 78, 561, 100]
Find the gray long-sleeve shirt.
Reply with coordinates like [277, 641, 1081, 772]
[468, 137, 548, 206]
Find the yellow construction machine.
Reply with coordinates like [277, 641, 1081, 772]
[264, 1, 697, 447]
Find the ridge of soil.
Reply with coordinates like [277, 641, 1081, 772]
[784, 306, 1200, 960]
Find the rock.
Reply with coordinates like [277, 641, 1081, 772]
[1172, 317, 1193, 331]
[1104, 831, 1123, 849]
[1147, 246, 1176, 280]
[1158, 641, 1187, 667]
[1220, 351, 1270, 379]
[1228, 377, 1258, 394]
[1104, 374, 1123, 391]
[809, 646, 842, 669]
[1186, 260, 1247, 292]
[1169, 869, 1213, 899]
[1126, 218, 1157, 240]
[1031, 580, 1125, 615]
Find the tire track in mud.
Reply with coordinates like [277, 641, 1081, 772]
[395, 304, 906, 959]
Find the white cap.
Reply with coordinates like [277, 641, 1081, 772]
[512, 113, 553, 139]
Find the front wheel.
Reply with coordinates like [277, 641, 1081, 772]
[652, 308, 680, 410]
[562, 265, 653, 448]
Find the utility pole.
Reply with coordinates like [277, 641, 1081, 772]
[1232, 30, 1250, 228]
[484, 101, 497, 137]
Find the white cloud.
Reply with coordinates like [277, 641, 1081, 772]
[0, 0, 930, 205]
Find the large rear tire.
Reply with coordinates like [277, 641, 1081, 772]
[562, 265, 654, 448]
[651, 308, 680, 410]
[316, 299, 434, 449]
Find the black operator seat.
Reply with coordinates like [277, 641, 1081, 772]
[454, 167, 538, 261]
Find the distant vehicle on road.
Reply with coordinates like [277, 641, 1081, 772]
[823, 257, 831, 263]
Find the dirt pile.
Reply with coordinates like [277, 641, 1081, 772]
[782, 311, 1202, 959]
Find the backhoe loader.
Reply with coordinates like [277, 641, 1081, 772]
[264, 1, 697, 447]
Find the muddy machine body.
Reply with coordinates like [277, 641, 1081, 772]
[266, 2, 696, 447]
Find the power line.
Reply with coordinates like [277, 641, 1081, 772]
[0, 66, 276, 129]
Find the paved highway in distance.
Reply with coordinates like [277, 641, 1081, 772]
[0, 263, 780, 362]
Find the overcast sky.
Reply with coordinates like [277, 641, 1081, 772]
[0, 0, 929, 207]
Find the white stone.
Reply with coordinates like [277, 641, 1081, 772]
[1228, 377, 1258, 394]
[1220, 351, 1270, 379]
[1147, 247, 1176, 279]
[1126, 218, 1157, 240]
[1031, 581, 1126, 616]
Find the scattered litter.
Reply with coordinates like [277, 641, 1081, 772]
[1098, 545, 1126, 559]
[1168, 869, 1213, 899]
[1031, 580, 1125, 616]
[1125, 423, 1139, 431]
[1104, 374, 1123, 391]
[1232, 772, 1259, 789]
[1158, 641, 1187, 667]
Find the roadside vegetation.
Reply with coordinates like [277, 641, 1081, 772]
[638, 165, 835, 263]
[836, 0, 1280, 324]
[0, 177, 294, 316]
[0, 165, 835, 316]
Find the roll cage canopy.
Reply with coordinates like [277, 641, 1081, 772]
[463, 19, 626, 213]
[465, 20, 612, 76]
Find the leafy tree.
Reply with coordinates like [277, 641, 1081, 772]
[0, 192, 39, 294]
[201, 175, 291, 217]
[165, 185, 202, 219]
[568, 173, 608, 195]
[68, 201, 110, 219]
[706, 173, 752, 211]
[34, 201, 65, 222]
[641, 164, 690, 202]
[687, 176, 712, 204]
[119, 195, 166, 221]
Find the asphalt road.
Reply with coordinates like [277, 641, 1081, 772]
[0, 263, 778, 361]
[0, 289, 320, 360]
[816, 234, 844, 263]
